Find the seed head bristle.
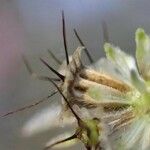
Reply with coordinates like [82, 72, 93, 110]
[40, 58, 65, 81]
[0, 91, 57, 118]
[73, 28, 93, 63]
[102, 20, 109, 43]
[62, 10, 69, 65]
[47, 49, 62, 65]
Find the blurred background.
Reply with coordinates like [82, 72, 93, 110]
[0, 0, 150, 149]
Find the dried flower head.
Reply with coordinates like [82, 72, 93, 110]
[20, 28, 150, 150]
